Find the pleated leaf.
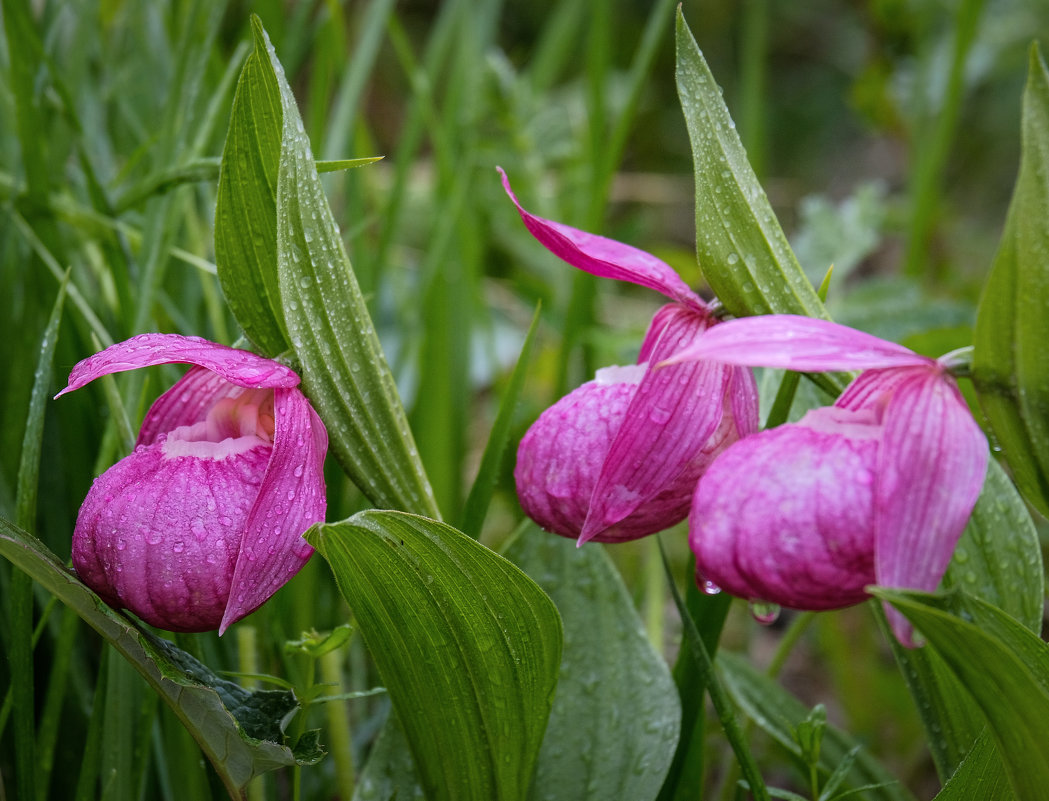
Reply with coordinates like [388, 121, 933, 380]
[674, 10, 830, 326]
[973, 44, 1049, 517]
[217, 17, 438, 516]
[308, 512, 562, 801]
[504, 529, 680, 801]
[876, 588, 1049, 801]
[887, 457, 1044, 779]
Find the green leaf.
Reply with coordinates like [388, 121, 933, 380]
[876, 589, 1049, 801]
[0, 517, 312, 801]
[973, 44, 1049, 517]
[214, 23, 287, 356]
[886, 457, 1044, 778]
[503, 529, 680, 801]
[718, 652, 914, 801]
[219, 18, 439, 516]
[674, 11, 830, 325]
[931, 732, 1013, 801]
[459, 304, 541, 539]
[307, 511, 562, 801]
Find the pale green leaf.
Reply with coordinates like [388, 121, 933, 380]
[504, 529, 680, 801]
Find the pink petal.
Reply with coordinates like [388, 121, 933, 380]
[55, 333, 299, 397]
[690, 408, 881, 609]
[220, 387, 328, 633]
[874, 371, 988, 646]
[514, 372, 643, 539]
[579, 307, 739, 542]
[661, 315, 932, 372]
[499, 168, 705, 311]
[137, 368, 241, 446]
[835, 367, 918, 413]
[72, 438, 271, 632]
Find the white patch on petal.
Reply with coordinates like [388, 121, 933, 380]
[162, 430, 271, 461]
[594, 363, 647, 386]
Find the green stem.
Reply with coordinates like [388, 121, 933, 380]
[320, 647, 357, 796]
[658, 537, 770, 801]
[765, 612, 816, 680]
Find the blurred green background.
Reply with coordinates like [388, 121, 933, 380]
[2, 1, 1046, 798]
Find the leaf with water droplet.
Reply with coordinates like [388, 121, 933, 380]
[503, 527, 680, 801]
[308, 512, 562, 801]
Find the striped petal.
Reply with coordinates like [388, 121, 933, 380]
[579, 307, 752, 542]
[222, 387, 329, 633]
[499, 168, 705, 311]
[874, 370, 989, 645]
[55, 333, 299, 398]
[662, 315, 932, 372]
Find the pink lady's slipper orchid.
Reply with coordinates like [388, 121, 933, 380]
[56, 334, 327, 634]
[501, 169, 758, 543]
[663, 315, 988, 645]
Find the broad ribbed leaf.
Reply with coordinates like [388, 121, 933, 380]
[224, 18, 438, 516]
[504, 528, 680, 801]
[674, 11, 829, 325]
[308, 512, 562, 801]
[877, 589, 1049, 801]
[0, 517, 313, 801]
[972, 45, 1049, 517]
[718, 652, 914, 801]
[887, 457, 1044, 778]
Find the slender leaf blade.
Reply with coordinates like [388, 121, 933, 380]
[674, 10, 829, 325]
[504, 529, 680, 801]
[308, 512, 562, 801]
[972, 44, 1049, 517]
[931, 731, 1013, 801]
[214, 25, 288, 356]
[886, 457, 1044, 778]
[233, 18, 438, 516]
[718, 652, 914, 801]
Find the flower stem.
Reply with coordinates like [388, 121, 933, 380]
[658, 536, 770, 801]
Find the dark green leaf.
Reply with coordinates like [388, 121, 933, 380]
[674, 11, 830, 325]
[718, 652, 914, 801]
[504, 529, 680, 801]
[973, 44, 1049, 517]
[214, 23, 288, 356]
[0, 517, 310, 801]
[308, 512, 562, 801]
[877, 589, 1049, 801]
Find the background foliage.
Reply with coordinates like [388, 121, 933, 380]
[2, 1, 1047, 799]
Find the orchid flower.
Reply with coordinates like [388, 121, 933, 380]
[663, 315, 988, 645]
[56, 334, 328, 634]
[501, 169, 759, 543]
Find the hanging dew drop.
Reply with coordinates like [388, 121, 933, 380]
[701, 579, 721, 595]
[749, 600, 780, 625]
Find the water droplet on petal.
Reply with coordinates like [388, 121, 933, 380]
[749, 600, 780, 625]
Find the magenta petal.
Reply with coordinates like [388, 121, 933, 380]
[662, 315, 932, 372]
[220, 388, 328, 633]
[874, 371, 988, 645]
[56, 333, 299, 397]
[499, 168, 705, 311]
[514, 370, 643, 539]
[579, 308, 740, 542]
[72, 440, 270, 632]
[690, 410, 880, 609]
[137, 368, 238, 446]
